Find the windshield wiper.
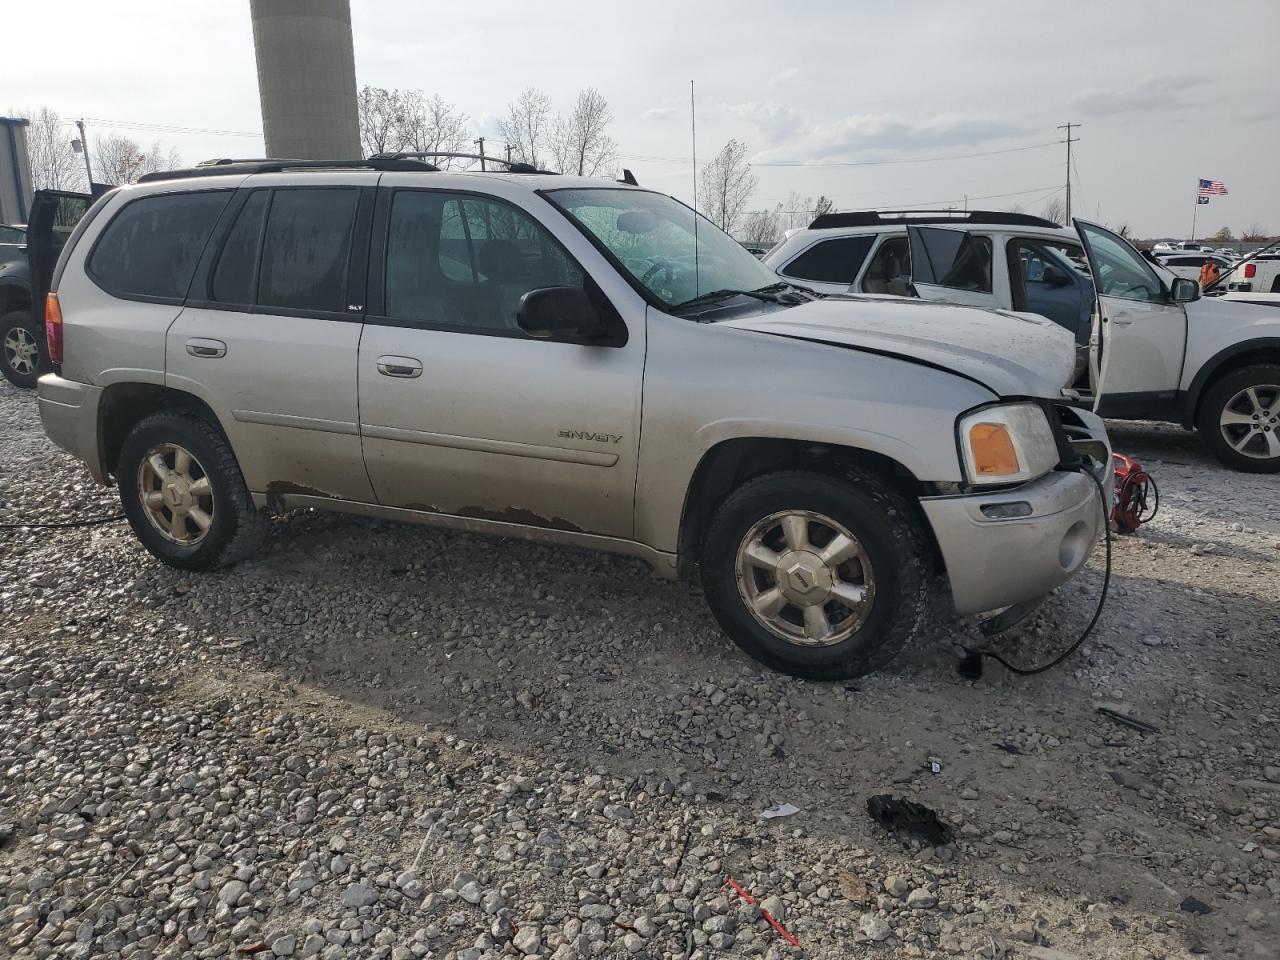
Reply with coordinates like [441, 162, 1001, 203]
[673, 283, 799, 310]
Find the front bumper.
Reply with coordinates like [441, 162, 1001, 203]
[920, 411, 1111, 616]
[36, 373, 107, 484]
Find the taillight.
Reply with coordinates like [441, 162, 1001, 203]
[44, 293, 63, 364]
[1244, 263, 1257, 279]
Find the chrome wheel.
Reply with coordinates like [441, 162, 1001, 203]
[1219, 384, 1280, 461]
[3, 325, 38, 376]
[734, 509, 876, 647]
[136, 443, 214, 544]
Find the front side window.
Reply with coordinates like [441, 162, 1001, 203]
[89, 191, 230, 300]
[1078, 221, 1166, 303]
[546, 188, 777, 307]
[384, 190, 584, 333]
[780, 235, 874, 285]
[0, 226, 24, 244]
[258, 187, 359, 313]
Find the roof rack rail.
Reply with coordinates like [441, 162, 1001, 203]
[372, 151, 558, 175]
[808, 209, 1062, 230]
[136, 156, 439, 183]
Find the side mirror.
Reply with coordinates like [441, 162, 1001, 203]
[1170, 277, 1201, 303]
[1041, 264, 1072, 287]
[517, 287, 606, 343]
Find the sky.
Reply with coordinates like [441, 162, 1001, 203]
[7, 0, 1279, 238]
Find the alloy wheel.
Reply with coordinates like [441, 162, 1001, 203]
[136, 443, 215, 544]
[1219, 384, 1280, 461]
[734, 509, 876, 647]
[3, 326, 38, 376]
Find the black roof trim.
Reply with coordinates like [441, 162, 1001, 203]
[136, 157, 439, 183]
[371, 151, 558, 175]
[808, 209, 1062, 230]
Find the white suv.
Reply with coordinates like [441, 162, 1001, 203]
[768, 211, 1280, 472]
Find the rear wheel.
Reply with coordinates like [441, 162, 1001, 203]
[700, 469, 929, 680]
[117, 411, 267, 569]
[1197, 364, 1280, 473]
[1, 309, 44, 388]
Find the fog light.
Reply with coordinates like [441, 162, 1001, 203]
[980, 501, 1033, 519]
[1059, 520, 1090, 571]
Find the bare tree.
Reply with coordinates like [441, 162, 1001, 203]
[1242, 223, 1271, 242]
[549, 88, 617, 177]
[812, 195, 835, 220]
[400, 91, 470, 168]
[740, 204, 783, 245]
[699, 140, 757, 235]
[93, 135, 181, 185]
[358, 86, 409, 157]
[21, 106, 85, 191]
[498, 87, 551, 169]
[1041, 196, 1067, 225]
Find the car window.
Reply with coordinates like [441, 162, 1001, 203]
[911, 229, 993, 292]
[1078, 222, 1167, 303]
[89, 191, 230, 300]
[0, 226, 24, 244]
[780, 235, 874, 284]
[860, 236, 913, 295]
[211, 190, 269, 305]
[258, 187, 359, 314]
[385, 190, 584, 334]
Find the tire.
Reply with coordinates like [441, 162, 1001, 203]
[1196, 364, 1280, 473]
[117, 411, 268, 570]
[700, 469, 930, 680]
[1, 309, 44, 389]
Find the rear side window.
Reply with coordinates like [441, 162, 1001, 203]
[257, 187, 359, 313]
[780, 236, 874, 284]
[89, 192, 229, 300]
[211, 190, 269, 305]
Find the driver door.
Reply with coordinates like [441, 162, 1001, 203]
[905, 225, 1000, 310]
[1073, 220, 1186, 412]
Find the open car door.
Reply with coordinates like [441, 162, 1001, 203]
[905, 224, 1000, 310]
[1072, 219, 1187, 415]
[27, 189, 94, 315]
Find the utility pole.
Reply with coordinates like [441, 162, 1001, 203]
[75, 119, 94, 187]
[473, 136, 486, 171]
[1057, 122, 1079, 223]
[505, 143, 512, 163]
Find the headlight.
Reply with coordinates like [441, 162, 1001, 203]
[958, 402, 1059, 485]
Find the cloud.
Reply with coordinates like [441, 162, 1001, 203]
[726, 105, 1029, 162]
[1069, 74, 1206, 118]
[642, 105, 678, 121]
[768, 66, 800, 86]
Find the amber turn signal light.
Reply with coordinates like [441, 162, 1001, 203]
[967, 422, 1020, 477]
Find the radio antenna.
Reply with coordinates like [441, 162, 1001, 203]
[691, 80, 699, 296]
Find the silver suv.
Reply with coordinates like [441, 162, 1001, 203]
[36, 157, 1111, 679]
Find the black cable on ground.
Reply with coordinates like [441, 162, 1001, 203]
[0, 513, 125, 530]
[957, 465, 1112, 678]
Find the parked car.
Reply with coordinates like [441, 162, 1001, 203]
[35, 158, 1112, 680]
[1154, 251, 1236, 281]
[0, 224, 25, 268]
[0, 191, 93, 387]
[768, 211, 1280, 471]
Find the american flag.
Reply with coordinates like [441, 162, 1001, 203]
[1198, 178, 1229, 196]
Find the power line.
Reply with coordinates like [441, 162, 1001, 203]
[620, 138, 1064, 168]
[64, 117, 262, 138]
[754, 182, 1064, 213]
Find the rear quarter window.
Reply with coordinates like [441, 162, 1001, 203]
[88, 191, 230, 301]
[780, 235, 874, 284]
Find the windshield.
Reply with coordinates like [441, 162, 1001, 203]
[546, 188, 779, 308]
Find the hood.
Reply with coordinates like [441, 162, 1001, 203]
[721, 296, 1076, 398]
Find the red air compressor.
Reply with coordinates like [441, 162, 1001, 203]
[1110, 453, 1158, 534]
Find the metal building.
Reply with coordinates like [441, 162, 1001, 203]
[249, 0, 361, 160]
[0, 117, 33, 224]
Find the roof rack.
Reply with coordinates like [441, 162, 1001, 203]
[808, 209, 1062, 230]
[136, 156, 439, 183]
[371, 151, 558, 175]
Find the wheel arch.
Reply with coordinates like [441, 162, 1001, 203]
[1183, 338, 1280, 426]
[98, 382, 225, 478]
[0, 279, 33, 319]
[675, 436, 942, 579]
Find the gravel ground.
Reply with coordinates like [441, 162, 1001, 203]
[2, 378, 1278, 960]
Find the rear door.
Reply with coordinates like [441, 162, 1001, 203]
[168, 179, 375, 502]
[905, 225, 1000, 310]
[1073, 219, 1186, 412]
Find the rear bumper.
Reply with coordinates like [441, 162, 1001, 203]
[36, 373, 106, 483]
[921, 465, 1108, 617]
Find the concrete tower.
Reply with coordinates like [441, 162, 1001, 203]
[249, 0, 361, 160]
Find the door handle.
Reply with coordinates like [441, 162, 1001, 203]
[186, 337, 226, 358]
[1111, 316, 1134, 328]
[376, 355, 422, 378]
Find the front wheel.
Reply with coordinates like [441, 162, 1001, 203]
[117, 411, 267, 570]
[700, 470, 930, 680]
[1197, 365, 1280, 473]
[1, 310, 45, 388]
